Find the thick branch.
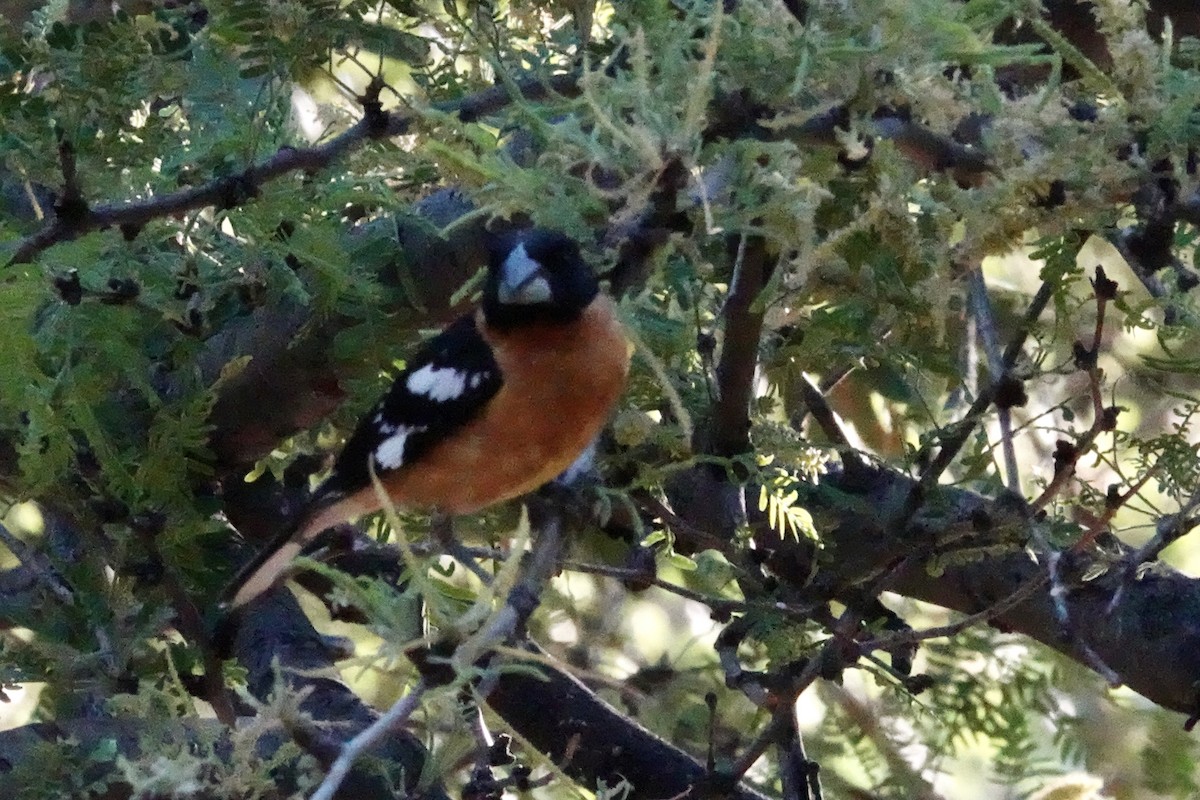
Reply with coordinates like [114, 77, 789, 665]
[230, 588, 447, 800]
[710, 235, 772, 457]
[408, 641, 775, 800]
[764, 464, 1200, 717]
[0, 587, 444, 800]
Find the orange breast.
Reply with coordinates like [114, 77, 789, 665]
[381, 297, 630, 514]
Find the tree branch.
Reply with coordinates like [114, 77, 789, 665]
[8, 72, 580, 266]
[710, 235, 773, 457]
[231, 588, 448, 800]
[465, 642, 775, 800]
[764, 463, 1200, 718]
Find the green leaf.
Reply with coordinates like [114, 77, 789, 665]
[343, 21, 430, 64]
[664, 552, 697, 571]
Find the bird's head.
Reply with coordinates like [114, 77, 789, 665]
[483, 229, 600, 329]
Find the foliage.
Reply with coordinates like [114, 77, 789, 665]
[2, 1, 1200, 799]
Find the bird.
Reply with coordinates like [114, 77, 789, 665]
[224, 228, 630, 610]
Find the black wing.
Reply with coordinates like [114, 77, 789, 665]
[314, 313, 503, 504]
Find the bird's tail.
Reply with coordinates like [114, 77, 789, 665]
[222, 496, 349, 611]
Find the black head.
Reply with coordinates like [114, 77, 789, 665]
[482, 229, 600, 330]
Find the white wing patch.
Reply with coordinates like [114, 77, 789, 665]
[406, 364, 473, 402]
[374, 424, 428, 469]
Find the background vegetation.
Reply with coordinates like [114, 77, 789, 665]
[3, 1, 1200, 798]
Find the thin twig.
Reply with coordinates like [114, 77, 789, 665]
[966, 268, 1020, 492]
[633, 492, 731, 552]
[453, 511, 564, 670]
[0, 521, 74, 604]
[911, 280, 1054, 502]
[310, 494, 568, 798]
[431, 514, 494, 585]
[1030, 268, 1120, 512]
[561, 559, 818, 619]
[857, 572, 1049, 651]
[309, 679, 428, 800]
[622, 316, 694, 446]
[9, 72, 580, 265]
[794, 373, 867, 473]
[130, 516, 238, 725]
[1106, 485, 1200, 614]
[1018, 268, 1124, 685]
[727, 605, 866, 781]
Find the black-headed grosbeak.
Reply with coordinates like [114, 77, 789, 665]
[226, 229, 630, 609]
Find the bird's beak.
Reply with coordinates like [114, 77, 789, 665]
[497, 243, 553, 305]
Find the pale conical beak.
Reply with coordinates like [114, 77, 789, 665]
[498, 243, 553, 305]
